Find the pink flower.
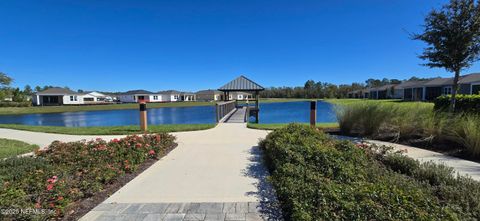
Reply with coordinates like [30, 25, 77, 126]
[95, 138, 103, 141]
[111, 138, 120, 143]
[148, 150, 155, 155]
[135, 143, 142, 148]
[58, 196, 64, 201]
[46, 184, 54, 191]
[47, 176, 58, 184]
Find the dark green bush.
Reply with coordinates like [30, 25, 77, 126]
[435, 94, 480, 113]
[261, 124, 480, 221]
[0, 133, 176, 220]
[0, 101, 31, 107]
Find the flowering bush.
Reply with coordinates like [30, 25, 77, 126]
[0, 133, 175, 220]
[261, 124, 480, 220]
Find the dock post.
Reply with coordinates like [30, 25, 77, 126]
[310, 101, 316, 128]
[215, 103, 219, 122]
[139, 102, 148, 132]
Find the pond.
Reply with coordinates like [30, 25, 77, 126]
[0, 101, 337, 127]
[253, 101, 337, 124]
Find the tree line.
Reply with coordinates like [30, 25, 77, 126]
[0, 72, 74, 102]
[260, 77, 432, 99]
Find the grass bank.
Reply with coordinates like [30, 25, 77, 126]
[261, 124, 480, 220]
[0, 124, 215, 135]
[247, 122, 338, 130]
[0, 101, 215, 115]
[0, 138, 39, 158]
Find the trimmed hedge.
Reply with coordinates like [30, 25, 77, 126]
[0, 133, 176, 220]
[260, 124, 480, 221]
[0, 101, 31, 107]
[434, 94, 480, 112]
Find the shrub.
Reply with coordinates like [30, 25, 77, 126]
[335, 102, 441, 141]
[0, 101, 31, 107]
[434, 94, 480, 113]
[261, 124, 480, 221]
[0, 133, 176, 220]
[451, 114, 480, 157]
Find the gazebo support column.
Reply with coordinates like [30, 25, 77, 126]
[254, 91, 259, 123]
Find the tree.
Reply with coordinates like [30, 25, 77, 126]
[24, 85, 33, 95]
[34, 86, 42, 92]
[12, 88, 26, 102]
[413, 0, 480, 111]
[0, 72, 12, 88]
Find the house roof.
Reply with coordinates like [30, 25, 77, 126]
[196, 89, 222, 95]
[423, 77, 454, 86]
[36, 87, 79, 95]
[122, 90, 154, 95]
[158, 90, 182, 94]
[218, 75, 264, 91]
[459, 73, 480, 84]
[396, 80, 429, 89]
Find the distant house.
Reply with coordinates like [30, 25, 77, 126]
[229, 92, 252, 100]
[84, 91, 113, 102]
[158, 90, 196, 102]
[33, 87, 83, 106]
[368, 84, 399, 99]
[180, 92, 196, 101]
[422, 78, 455, 100]
[459, 73, 480, 95]
[33, 88, 116, 105]
[158, 90, 181, 102]
[196, 90, 224, 101]
[396, 81, 428, 101]
[118, 90, 163, 103]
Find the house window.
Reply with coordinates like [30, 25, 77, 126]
[70, 96, 77, 101]
[133, 96, 136, 101]
[153, 95, 158, 100]
[472, 84, 480, 94]
[443, 87, 452, 95]
[174, 95, 179, 99]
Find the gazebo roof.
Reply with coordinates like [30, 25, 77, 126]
[218, 75, 264, 91]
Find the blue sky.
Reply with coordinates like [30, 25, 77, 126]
[1, 0, 477, 92]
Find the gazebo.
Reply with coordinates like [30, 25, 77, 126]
[218, 75, 264, 123]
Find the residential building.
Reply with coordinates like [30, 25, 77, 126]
[196, 90, 224, 101]
[158, 90, 181, 102]
[33, 87, 91, 106]
[118, 90, 163, 103]
[459, 73, 480, 95]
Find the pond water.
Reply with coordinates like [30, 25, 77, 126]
[253, 101, 337, 124]
[0, 101, 337, 127]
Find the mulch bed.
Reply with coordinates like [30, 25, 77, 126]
[61, 143, 178, 221]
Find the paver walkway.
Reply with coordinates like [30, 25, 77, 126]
[79, 123, 280, 221]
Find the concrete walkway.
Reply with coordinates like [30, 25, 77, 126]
[368, 139, 480, 181]
[80, 123, 280, 221]
[336, 135, 480, 181]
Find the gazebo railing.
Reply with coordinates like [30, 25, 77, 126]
[215, 100, 237, 122]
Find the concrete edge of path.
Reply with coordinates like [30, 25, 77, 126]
[333, 135, 480, 181]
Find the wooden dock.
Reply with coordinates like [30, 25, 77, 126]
[225, 107, 247, 123]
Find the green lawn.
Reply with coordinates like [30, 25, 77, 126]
[0, 101, 215, 115]
[0, 124, 216, 135]
[0, 138, 39, 158]
[247, 122, 339, 130]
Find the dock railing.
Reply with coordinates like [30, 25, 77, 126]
[215, 100, 237, 122]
